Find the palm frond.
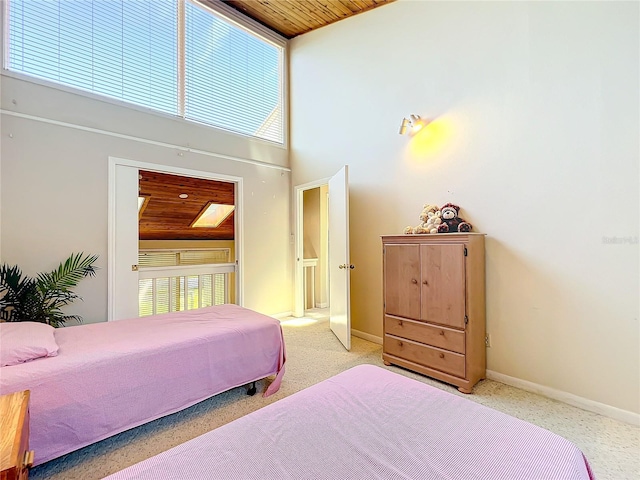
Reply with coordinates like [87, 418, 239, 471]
[37, 253, 98, 293]
[1, 253, 98, 327]
[0, 264, 39, 322]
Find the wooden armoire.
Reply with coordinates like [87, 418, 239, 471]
[381, 233, 486, 393]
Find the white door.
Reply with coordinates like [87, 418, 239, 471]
[328, 165, 352, 350]
[109, 163, 140, 321]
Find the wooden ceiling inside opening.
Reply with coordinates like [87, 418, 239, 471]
[138, 170, 235, 241]
[221, 0, 396, 39]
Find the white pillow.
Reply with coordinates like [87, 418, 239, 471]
[0, 321, 59, 367]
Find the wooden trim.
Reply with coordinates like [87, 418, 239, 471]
[382, 233, 486, 245]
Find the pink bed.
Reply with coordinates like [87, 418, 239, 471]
[0, 304, 285, 466]
[104, 364, 594, 480]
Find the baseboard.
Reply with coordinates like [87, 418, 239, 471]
[486, 370, 640, 426]
[315, 302, 328, 308]
[270, 311, 293, 320]
[352, 329, 382, 345]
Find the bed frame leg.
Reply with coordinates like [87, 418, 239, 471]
[247, 382, 257, 396]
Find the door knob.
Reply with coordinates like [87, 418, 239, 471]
[131, 265, 139, 271]
[339, 264, 347, 269]
[349, 264, 355, 269]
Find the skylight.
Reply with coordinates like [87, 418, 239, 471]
[191, 203, 235, 228]
[138, 196, 150, 218]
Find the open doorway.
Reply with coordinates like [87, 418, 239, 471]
[301, 185, 329, 315]
[108, 157, 243, 321]
[294, 166, 352, 349]
[294, 178, 329, 318]
[136, 170, 237, 316]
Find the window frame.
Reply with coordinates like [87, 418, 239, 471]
[1, 0, 289, 147]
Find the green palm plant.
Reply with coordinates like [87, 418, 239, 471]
[0, 253, 98, 327]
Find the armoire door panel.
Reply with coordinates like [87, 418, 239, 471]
[421, 244, 466, 329]
[384, 244, 421, 320]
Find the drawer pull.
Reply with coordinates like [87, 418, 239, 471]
[398, 341, 403, 347]
[398, 320, 403, 326]
[439, 353, 445, 359]
[24, 450, 34, 468]
[411, 278, 418, 284]
[423, 280, 428, 285]
[439, 330, 445, 336]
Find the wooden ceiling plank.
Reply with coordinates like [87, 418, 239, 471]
[291, 1, 342, 24]
[295, 0, 343, 24]
[260, 2, 321, 36]
[223, 0, 307, 38]
[254, 1, 312, 35]
[221, 0, 395, 38]
[287, 2, 333, 29]
[324, 0, 354, 17]
[335, 0, 362, 14]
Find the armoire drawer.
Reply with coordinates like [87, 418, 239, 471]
[384, 334, 465, 378]
[384, 315, 465, 354]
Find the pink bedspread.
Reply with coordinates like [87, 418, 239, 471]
[105, 364, 594, 480]
[0, 305, 285, 466]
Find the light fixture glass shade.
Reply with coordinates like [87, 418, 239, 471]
[399, 114, 429, 135]
[191, 203, 235, 228]
[399, 118, 410, 135]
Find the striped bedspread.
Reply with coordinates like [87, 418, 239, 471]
[104, 364, 594, 480]
[1, 305, 285, 466]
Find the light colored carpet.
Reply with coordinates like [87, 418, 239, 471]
[31, 312, 639, 480]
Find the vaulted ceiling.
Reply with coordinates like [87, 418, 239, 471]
[138, 171, 235, 241]
[221, 0, 396, 39]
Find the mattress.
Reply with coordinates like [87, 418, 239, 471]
[0, 305, 285, 465]
[104, 364, 594, 480]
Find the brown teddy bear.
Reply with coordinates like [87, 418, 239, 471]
[437, 203, 472, 233]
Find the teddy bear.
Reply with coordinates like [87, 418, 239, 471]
[437, 203, 472, 233]
[419, 204, 439, 224]
[424, 209, 442, 234]
[403, 224, 429, 234]
[405, 204, 442, 234]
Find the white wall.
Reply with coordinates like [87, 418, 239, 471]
[0, 75, 293, 321]
[290, 1, 639, 415]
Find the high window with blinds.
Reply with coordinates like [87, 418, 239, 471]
[4, 0, 284, 144]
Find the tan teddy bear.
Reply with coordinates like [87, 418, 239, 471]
[404, 204, 441, 234]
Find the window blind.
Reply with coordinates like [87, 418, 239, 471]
[7, 0, 178, 115]
[138, 249, 230, 267]
[184, 0, 283, 143]
[5, 0, 284, 144]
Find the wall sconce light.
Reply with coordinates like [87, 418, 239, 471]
[399, 114, 428, 135]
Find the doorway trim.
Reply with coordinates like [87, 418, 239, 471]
[293, 177, 330, 317]
[108, 156, 244, 320]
